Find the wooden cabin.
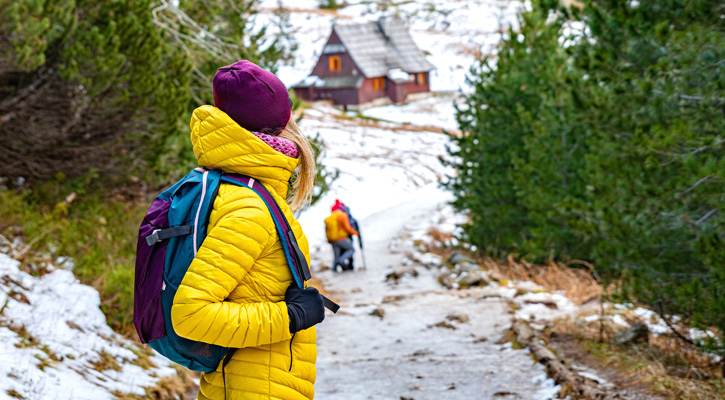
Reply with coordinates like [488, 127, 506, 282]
[293, 18, 435, 107]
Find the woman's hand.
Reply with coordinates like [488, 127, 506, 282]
[285, 285, 325, 333]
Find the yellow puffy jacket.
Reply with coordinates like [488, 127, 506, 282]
[171, 106, 316, 400]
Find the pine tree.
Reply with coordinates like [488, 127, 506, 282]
[0, 0, 190, 184]
[452, 0, 724, 356]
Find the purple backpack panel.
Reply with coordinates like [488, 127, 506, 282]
[133, 197, 171, 343]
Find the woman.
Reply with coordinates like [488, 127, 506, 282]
[171, 60, 325, 400]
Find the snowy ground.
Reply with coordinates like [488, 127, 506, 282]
[308, 181, 560, 400]
[0, 253, 178, 400]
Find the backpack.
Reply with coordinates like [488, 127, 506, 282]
[133, 167, 338, 372]
[324, 212, 339, 242]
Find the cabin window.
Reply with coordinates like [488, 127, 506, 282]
[372, 77, 386, 91]
[416, 73, 426, 85]
[329, 56, 341, 72]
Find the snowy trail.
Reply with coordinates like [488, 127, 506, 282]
[312, 189, 557, 400]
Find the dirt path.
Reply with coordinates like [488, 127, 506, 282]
[312, 190, 558, 400]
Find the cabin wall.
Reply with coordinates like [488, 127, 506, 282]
[357, 77, 389, 104]
[311, 31, 360, 78]
[386, 80, 407, 104]
[403, 72, 430, 96]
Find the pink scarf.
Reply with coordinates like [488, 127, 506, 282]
[251, 131, 299, 159]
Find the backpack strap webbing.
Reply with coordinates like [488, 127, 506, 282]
[144, 225, 193, 246]
[220, 174, 339, 313]
[322, 296, 340, 313]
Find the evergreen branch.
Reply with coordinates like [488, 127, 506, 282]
[671, 59, 725, 74]
[652, 90, 725, 103]
[624, 264, 711, 279]
[656, 300, 696, 346]
[678, 175, 714, 196]
[695, 209, 718, 226]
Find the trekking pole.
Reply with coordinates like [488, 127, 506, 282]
[357, 235, 367, 271]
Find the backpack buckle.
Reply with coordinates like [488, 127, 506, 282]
[145, 229, 161, 246]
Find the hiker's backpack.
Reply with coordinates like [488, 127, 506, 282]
[133, 168, 338, 372]
[324, 212, 338, 242]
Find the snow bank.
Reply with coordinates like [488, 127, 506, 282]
[0, 253, 176, 400]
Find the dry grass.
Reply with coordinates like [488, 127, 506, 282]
[425, 226, 455, 244]
[90, 351, 122, 372]
[549, 314, 725, 399]
[480, 256, 602, 304]
[419, 230, 724, 398]
[114, 366, 199, 400]
[6, 390, 23, 399]
[419, 235, 601, 304]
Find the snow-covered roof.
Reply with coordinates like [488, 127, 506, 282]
[322, 43, 346, 54]
[332, 18, 435, 78]
[386, 68, 412, 83]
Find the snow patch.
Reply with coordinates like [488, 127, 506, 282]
[0, 253, 176, 400]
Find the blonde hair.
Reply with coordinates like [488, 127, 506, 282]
[278, 118, 315, 212]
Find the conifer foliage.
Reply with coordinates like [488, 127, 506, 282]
[0, 0, 190, 184]
[451, 0, 724, 356]
[0, 0, 290, 185]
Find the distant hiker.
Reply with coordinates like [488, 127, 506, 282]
[342, 204, 366, 270]
[325, 199, 359, 271]
[342, 204, 359, 235]
[170, 60, 325, 400]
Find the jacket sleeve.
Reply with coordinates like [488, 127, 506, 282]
[170, 195, 292, 348]
[338, 212, 359, 236]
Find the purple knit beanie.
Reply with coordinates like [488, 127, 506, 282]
[212, 60, 292, 135]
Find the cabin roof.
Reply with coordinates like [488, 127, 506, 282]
[331, 18, 435, 78]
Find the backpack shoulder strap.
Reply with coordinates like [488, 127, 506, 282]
[220, 174, 339, 313]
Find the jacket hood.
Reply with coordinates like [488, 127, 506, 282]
[190, 105, 299, 198]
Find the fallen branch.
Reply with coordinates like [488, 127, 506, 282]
[512, 320, 620, 400]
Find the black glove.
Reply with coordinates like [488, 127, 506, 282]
[285, 285, 325, 333]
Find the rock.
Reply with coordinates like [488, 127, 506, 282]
[369, 308, 385, 319]
[382, 294, 406, 304]
[428, 321, 456, 330]
[458, 261, 480, 273]
[417, 252, 443, 268]
[410, 349, 432, 357]
[446, 313, 470, 323]
[386, 267, 419, 282]
[447, 251, 476, 265]
[489, 271, 506, 282]
[613, 323, 649, 345]
[478, 286, 504, 299]
[438, 274, 454, 289]
[458, 271, 491, 287]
